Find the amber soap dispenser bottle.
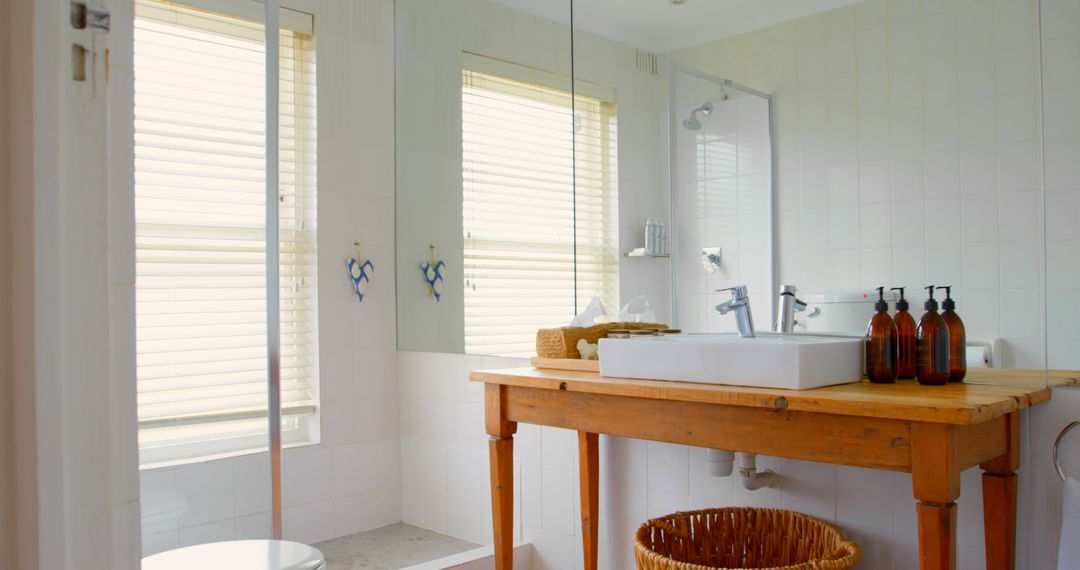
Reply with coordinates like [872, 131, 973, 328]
[891, 287, 917, 379]
[865, 287, 898, 384]
[916, 285, 951, 385]
[937, 286, 966, 383]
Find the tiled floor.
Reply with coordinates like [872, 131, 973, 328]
[315, 523, 480, 569]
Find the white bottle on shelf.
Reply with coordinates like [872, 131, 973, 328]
[644, 218, 658, 255]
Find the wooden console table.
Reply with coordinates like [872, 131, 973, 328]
[471, 366, 1055, 570]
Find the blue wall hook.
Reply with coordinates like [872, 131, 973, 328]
[346, 241, 374, 302]
[421, 244, 446, 302]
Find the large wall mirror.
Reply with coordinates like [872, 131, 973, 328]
[399, 0, 1054, 377]
[395, 0, 578, 355]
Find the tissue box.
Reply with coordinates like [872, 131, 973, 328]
[535, 322, 668, 359]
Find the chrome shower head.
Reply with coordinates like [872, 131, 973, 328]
[682, 101, 713, 131]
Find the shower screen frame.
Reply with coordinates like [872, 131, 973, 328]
[667, 63, 777, 330]
[264, 0, 285, 539]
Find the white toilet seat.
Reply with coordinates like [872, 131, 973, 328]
[142, 539, 325, 570]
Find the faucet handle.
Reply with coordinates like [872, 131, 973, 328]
[778, 285, 807, 310]
[717, 285, 749, 299]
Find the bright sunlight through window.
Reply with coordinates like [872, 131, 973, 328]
[133, 0, 318, 466]
[462, 58, 619, 357]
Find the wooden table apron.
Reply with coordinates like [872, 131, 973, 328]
[475, 368, 1051, 570]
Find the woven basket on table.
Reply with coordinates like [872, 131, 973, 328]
[535, 322, 668, 359]
[635, 508, 860, 570]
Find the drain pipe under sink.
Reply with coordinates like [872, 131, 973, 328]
[704, 448, 734, 476]
[736, 452, 778, 490]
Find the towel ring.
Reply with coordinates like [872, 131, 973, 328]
[1054, 421, 1080, 481]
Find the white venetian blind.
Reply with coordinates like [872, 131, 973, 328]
[133, 0, 318, 465]
[462, 58, 618, 357]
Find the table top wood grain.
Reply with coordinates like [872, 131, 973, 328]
[470, 367, 1059, 425]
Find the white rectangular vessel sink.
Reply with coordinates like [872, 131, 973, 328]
[598, 333, 864, 390]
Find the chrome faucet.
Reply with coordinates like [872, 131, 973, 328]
[775, 285, 807, 333]
[715, 286, 755, 338]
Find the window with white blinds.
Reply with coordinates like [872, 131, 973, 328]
[462, 58, 619, 357]
[134, 0, 318, 466]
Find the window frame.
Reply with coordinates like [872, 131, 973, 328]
[133, 0, 320, 468]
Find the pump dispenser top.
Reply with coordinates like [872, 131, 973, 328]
[891, 287, 909, 311]
[924, 285, 939, 311]
[874, 286, 889, 312]
[939, 286, 956, 310]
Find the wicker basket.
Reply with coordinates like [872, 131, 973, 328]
[535, 322, 668, 359]
[635, 508, 860, 570]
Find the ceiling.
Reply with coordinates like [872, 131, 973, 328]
[489, 0, 866, 54]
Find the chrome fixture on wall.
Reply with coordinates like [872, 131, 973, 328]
[681, 101, 713, 130]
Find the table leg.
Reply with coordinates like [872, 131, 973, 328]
[486, 384, 518, 570]
[911, 423, 960, 570]
[578, 432, 599, 570]
[981, 413, 1020, 570]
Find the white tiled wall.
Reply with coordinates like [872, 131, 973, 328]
[400, 351, 1080, 570]
[135, 0, 1078, 566]
[672, 0, 1050, 367]
[138, 0, 400, 555]
[1040, 0, 1080, 370]
[397, 2, 1080, 569]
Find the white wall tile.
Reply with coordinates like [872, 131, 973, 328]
[541, 428, 577, 477]
[647, 442, 690, 496]
[232, 454, 272, 518]
[860, 204, 893, 248]
[285, 500, 336, 545]
[234, 512, 271, 540]
[447, 498, 484, 545]
[284, 447, 334, 508]
[962, 242, 999, 288]
[859, 159, 893, 204]
[333, 443, 379, 498]
[999, 241, 1040, 289]
[961, 194, 999, 242]
[1046, 190, 1080, 243]
[959, 146, 996, 195]
[829, 163, 860, 206]
[963, 101, 993, 151]
[175, 461, 235, 528]
[540, 472, 574, 535]
[447, 446, 484, 505]
[836, 466, 894, 530]
[403, 489, 448, 535]
[925, 150, 961, 198]
[1046, 240, 1080, 287]
[926, 241, 964, 287]
[828, 206, 860, 249]
[892, 154, 925, 201]
[333, 494, 379, 537]
[1044, 138, 1080, 192]
[1043, 85, 1080, 142]
[891, 200, 926, 246]
[781, 459, 836, 521]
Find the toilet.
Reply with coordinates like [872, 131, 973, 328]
[142, 540, 325, 570]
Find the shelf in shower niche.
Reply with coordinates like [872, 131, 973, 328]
[625, 248, 670, 258]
